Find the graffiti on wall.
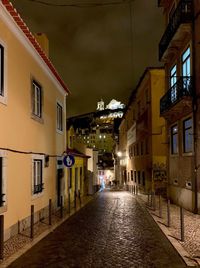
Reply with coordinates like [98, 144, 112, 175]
[153, 163, 167, 181]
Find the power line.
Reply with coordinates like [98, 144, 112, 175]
[27, 0, 134, 8]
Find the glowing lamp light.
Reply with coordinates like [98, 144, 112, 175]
[117, 151, 122, 157]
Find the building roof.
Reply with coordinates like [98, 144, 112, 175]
[2, 0, 70, 94]
[66, 148, 91, 159]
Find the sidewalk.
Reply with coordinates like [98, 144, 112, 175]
[136, 192, 200, 267]
[0, 195, 95, 268]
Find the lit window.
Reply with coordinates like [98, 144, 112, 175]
[32, 80, 42, 118]
[33, 159, 43, 194]
[99, 135, 102, 139]
[0, 44, 4, 97]
[182, 47, 191, 91]
[171, 124, 178, 154]
[183, 118, 193, 153]
[170, 64, 177, 103]
[57, 103, 63, 131]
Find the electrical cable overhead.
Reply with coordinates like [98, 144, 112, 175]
[27, 0, 135, 8]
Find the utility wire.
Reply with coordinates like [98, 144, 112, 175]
[0, 147, 65, 157]
[27, 0, 134, 8]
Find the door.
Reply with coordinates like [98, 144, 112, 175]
[75, 167, 79, 195]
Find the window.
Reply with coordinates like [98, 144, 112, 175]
[182, 47, 191, 91]
[33, 159, 43, 194]
[57, 103, 63, 131]
[183, 118, 193, 153]
[138, 171, 141, 184]
[142, 171, 145, 186]
[136, 144, 139, 156]
[170, 64, 177, 103]
[171, 124, 178, 154]
[141, 141, 143, 155]
[32, 80, 42, 118]
[145, 138, 149, 154]
[131, 170, 133, 181]
[0, 45, 4, 97]
[134, 171, 137, 182]
[0, 157, 5, 207]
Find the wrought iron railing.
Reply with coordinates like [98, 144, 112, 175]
[33, 183, 44, 194]
[159, 0, 193, 60]
[0, 194, 5, 207]
[160, 76, 193, 114]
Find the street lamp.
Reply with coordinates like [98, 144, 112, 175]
[117, 151, 122, 157]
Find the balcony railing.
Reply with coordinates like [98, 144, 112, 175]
[159, 0, 193, 60]
[0, 193, 5, 207]
[160, 76, 193, 114]
[33, 183, 44, 194]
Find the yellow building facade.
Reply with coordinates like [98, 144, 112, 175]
[118, 68, 167, 194]
[0, 1, 69, 240]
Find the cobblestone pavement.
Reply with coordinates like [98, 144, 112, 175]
[138, 193, 200, 265]
[8, 190, 185, 268]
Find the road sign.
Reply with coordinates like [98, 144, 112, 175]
[63, 155, 75, 168]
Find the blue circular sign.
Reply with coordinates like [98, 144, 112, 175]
[63, 155, 75, 167]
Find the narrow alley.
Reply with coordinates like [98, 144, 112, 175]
[8, 190, 185, 268]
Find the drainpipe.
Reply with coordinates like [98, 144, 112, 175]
[192, 1, 198, 214]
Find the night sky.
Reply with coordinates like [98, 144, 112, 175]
[11, 0, 164, 117]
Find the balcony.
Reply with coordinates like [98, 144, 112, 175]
[0, 193, 5, 207]
[159, 0, 193, 61]
[160, 76, 193, 118]
[33, 183, 44, 194]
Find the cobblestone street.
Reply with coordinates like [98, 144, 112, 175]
[8, 190, 185, 268]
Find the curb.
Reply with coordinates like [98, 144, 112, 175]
[134, 194, 200, 267]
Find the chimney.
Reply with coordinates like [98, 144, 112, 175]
[34, 33, 49, 57]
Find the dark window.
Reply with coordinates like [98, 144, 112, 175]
[171, 124, 178, 154]
[183, 118, 193, 153]
[138, 171, 141, 184]
[0, 157, 5, 207]
[142, 171, 145, 186]
[57, 103, 63, 131]
[0, 45, 4, 96]
[141, 141, 143, 155]
[131, 170, 133, 181]
[134, 171, 136, 182]
[136, 144, 139, 156]
[32, 80, 42, 118]
[145, 138, 149, 154]
[33, 159, 43, 194]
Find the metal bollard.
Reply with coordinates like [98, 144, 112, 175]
[60, 196, 63, 218]
[78, 190, 81, 207]
[68, 191, 71, 214]
[49, 199, 52, 225]
[0, 215, 4, 259]
[159, 195, 162, 218]
[30, 205, 34, 239]
[167, 199, 170, 227]
[153, 192, 156, 211]
[180, 207, 184, 242]
[74, 191, 76, 209]
[147, 192, 150, 206]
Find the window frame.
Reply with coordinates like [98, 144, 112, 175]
[0, 42, 7, 105]
[0, 44, 4, 97]
[31, 80, 43, 121]
[57, 102, 63, 132]
[0, 151, 7, 212]
[32, 155, 44, 197]
[183, 117, 193, 154]
[171, 124, 179, 155]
